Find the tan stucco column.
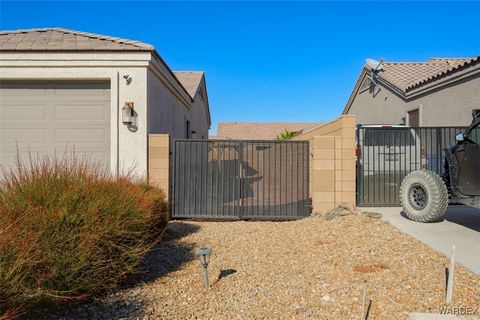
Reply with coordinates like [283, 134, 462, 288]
[148, 134, 171, 204]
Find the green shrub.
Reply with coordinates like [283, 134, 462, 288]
[0, 155, 168, 317]
[275, 128, 294, 141]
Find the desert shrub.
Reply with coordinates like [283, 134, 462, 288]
[0, 155, 168, 316]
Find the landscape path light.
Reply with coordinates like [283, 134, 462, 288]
[196, 247, 212, 290]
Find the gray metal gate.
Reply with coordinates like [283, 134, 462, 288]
[356, 126, 468, 206]
[173, 140, 310, 219]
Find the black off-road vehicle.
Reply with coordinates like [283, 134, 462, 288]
[400, 109, 480, 222]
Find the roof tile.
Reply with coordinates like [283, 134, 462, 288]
[374, 56, 480, 92]
[173, 71, 204, 99]
[216, 123, 319, 140]
[0, 27, 208, 109]
[0, 27, 154, 51]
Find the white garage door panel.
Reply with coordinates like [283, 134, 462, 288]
[54, 128, 107, 143]
[2, 103, 49, 120]
[0, 87, 49, 98]
[54, 83, 108, 96]
[0, 151, 109, 171]
[0, 81, 111, 171]
[1, 128, 47, 143]
[1, 151, 50, 170]
[54, 103, 107, 120]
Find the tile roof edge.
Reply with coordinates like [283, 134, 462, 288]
[0, 27, 155, 50]
[429, 57, 475, 60]
[405, 55, 480, 92]
[345, 56, 479, 114]
[382, 61, 429, 64]
[173, 71, 205, 75]
[0, 27, 53, 34]
[0, 27, 197, 110]
[378, 57, 477, 64]
[55, 28, 155, 50]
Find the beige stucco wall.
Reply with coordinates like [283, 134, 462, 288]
[346, 69, 480, 126]
[147, 70, 209, 140]
[189, 91, 210, 139]
[0, 52, 210, 180]
[148, 134, 170, 206]
[293, 115, 356, 212]
[0, 55, 149, 177]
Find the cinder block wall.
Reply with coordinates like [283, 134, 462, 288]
[293, 115, 356, 212]
[147, 134, 171, 204]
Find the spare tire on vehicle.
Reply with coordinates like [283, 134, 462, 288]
[399, 170, 448, 222]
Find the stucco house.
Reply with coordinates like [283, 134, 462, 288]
[213, 122, 318, 140]
[343, 56, 480, 126]
[0, 28, 211, 177]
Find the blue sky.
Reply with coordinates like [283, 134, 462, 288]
[1, 1, 479, 134]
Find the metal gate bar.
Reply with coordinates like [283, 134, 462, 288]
[356, 126, 467, 206]
[173, 140, 310, 219]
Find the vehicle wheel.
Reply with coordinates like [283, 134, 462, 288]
[399, 170, 448, 222]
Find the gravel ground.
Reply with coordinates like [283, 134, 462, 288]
[40, 211, 480, 320]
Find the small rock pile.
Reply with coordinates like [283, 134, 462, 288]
[311, 204, 382, 220]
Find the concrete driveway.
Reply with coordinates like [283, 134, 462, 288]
[360, 206, 480, 274]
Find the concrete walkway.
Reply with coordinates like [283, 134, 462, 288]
[360, 206, 480, 274]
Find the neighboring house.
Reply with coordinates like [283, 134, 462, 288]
[0, 28, 211, 176]
[343, 57, 480, 126]
[213, 122, 318, 140]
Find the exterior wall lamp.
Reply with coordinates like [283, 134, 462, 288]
[122, 102, 135, 126]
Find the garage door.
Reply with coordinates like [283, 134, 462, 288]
[0, 81, 111, 171]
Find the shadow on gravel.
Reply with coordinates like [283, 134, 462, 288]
[125, 222, 200, 285]
[34, 222, 200, 320]
[162, 221, 201, 242]
[39, 297, 146, 320]
[216, 269, 237, 283]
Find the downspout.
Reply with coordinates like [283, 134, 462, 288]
[116, 72, 120, 177]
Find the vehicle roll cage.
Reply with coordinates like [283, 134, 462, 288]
[464, 109, 480, 139]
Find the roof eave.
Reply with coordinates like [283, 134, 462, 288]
[0, 27, 156, 51]
[346, 64, 480, 107]
[405, 56, 480, 92]
[404, 63, 480, 98]
[0, 49, 153, 53]
[345, 56, 480, 113]
[342, 68, 368, 114]
[200, 75, 212, 127]
[375, 75, 407, 97]
[172, 72, 211, 127]
[150, 50, 194, 102]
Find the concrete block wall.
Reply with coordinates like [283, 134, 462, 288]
[293, 115, 356, 213]
[148, 134, 170, 203]
[148, 116, 356, 216]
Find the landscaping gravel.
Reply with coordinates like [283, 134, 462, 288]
[42, 211, 480, 319]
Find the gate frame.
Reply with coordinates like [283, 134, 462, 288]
[171, 139, 311, 220]
[355, 125, 468, 207]
[148, 115, 358, 218]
